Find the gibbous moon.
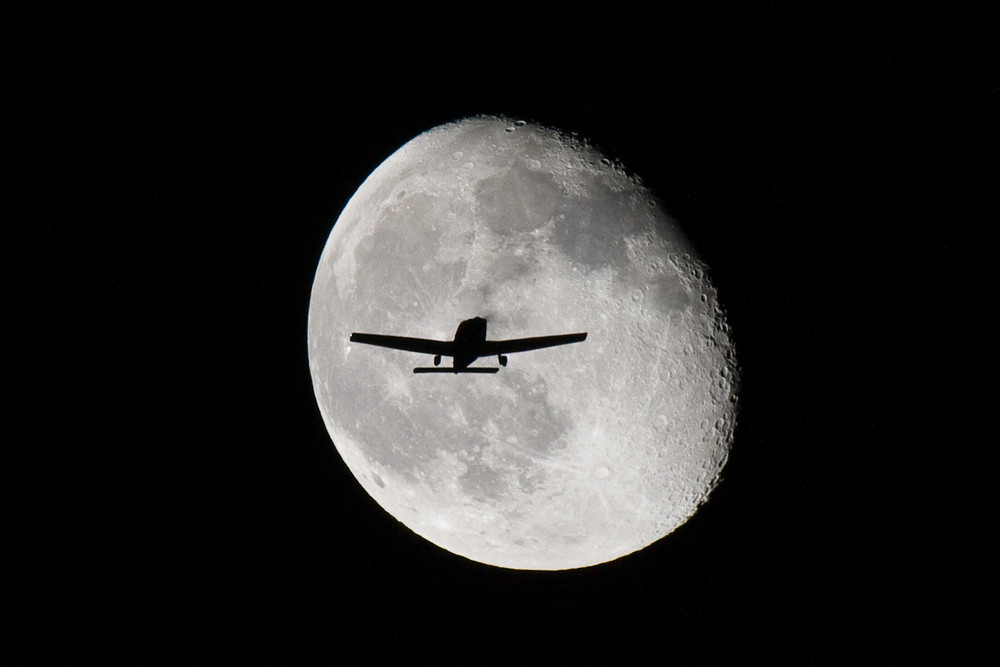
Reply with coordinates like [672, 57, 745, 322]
[308, 116, 738, 570]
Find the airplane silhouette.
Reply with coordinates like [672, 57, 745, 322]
[350, 317, 587, 374]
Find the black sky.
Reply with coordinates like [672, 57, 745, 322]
[10, 5, 994, 662]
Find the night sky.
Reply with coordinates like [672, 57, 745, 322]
[10, 5, 993, 661]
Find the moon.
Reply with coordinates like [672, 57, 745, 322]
[308, 116, 738, 570]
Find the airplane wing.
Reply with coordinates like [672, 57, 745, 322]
[349, 333, 454, 356]
[480, 333, 587, 355]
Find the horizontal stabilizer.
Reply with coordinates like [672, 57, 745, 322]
[413, 367, 500, 374]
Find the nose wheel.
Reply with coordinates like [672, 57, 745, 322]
[498, 354, 508, 367]
[434, 355, 442, 366]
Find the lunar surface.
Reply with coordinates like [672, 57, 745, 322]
[308, 116, 738, 570]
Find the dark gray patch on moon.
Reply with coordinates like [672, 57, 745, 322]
[475, 168, 562, 232]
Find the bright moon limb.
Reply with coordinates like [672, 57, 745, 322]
[308, 116, 739, 570]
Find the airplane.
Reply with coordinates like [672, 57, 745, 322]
[349, 317, 587, 374]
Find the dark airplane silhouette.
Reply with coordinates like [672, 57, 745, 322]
[350, 317, 587, 374]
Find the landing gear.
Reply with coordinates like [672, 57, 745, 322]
[498, 354, 508, 367]
[433, 355, 442, 366]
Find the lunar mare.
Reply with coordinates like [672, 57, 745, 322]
[308, 116, 738, 570]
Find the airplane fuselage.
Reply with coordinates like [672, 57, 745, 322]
[450, 316, 490, 370]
